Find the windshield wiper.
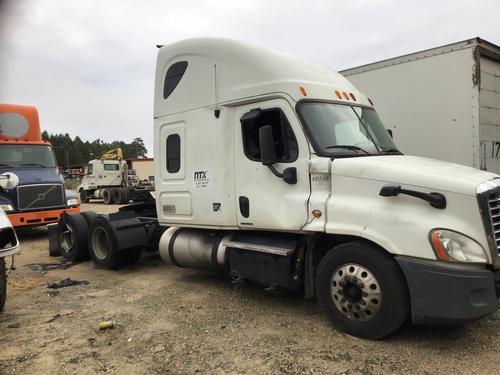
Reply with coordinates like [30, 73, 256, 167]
[380, 148, 402, 155]
[325, 145, 371, 155]
[0, 163, 14, 168]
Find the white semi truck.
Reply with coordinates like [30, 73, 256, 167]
[340, 37, 500, 173]
[78, 150, 153, 204]
[54, 38, 500, 339]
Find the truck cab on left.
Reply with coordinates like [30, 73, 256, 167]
[0, 104, 80, 227]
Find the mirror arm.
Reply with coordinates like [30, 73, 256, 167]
[267, 165, 283, 178]
[265, 165, 297, 184]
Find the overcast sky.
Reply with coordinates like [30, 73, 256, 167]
[1, 0, 499, 156]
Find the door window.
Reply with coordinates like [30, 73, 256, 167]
[240, 108, 298, 163]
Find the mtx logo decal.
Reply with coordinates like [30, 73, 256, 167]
[194, 170, 209, 188]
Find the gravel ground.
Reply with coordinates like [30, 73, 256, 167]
[0, 202, 499, 374]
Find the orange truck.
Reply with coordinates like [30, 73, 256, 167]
[0, 104, 80, 227]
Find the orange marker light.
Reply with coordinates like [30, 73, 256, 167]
[349, 93, 357, 101]
[335, 90, 342, 99]
[312, 210, 322, 218]
[342, 91, 350, 100]
[430, 231, 450, 261]
[367, 98, 374, 106]
[299, 86, 307, 96]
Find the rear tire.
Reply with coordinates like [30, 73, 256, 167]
[80, 211, 98, 227]
[120, 188, 130, 204]
[58, 213, 90, 261]
[102, 189, 113, 204]
[111, 188, 122, 205]
[88, 217, 137, 269]
[316, 242, 409, 339]
[0, 259, 6, 312]
[123, 247, 142, 265]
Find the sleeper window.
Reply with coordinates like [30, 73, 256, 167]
[240, 108, 298, 163]
[163, 61, 188, 99]
[166, 134, 181, 173]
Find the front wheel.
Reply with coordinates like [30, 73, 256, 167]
[0, 258, 7, 311]
[316, 242, 409, 339]
[79, 189, 90, 203]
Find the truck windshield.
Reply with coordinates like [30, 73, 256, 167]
[0, 144, 57, 168]
[297, 102, 399, 156]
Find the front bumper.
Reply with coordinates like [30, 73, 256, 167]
[7, 207, 80, 227]
[396, 257, 500, 324]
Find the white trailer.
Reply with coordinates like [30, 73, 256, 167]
[341, 37, 500, 173]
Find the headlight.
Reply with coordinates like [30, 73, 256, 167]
[0, 204, 14, 213]
[0, 172, 19, 190]
[429, 229, 489, 263]
[67, 198, 80, 206]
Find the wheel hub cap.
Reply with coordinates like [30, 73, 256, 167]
[330, 263, 382, 321]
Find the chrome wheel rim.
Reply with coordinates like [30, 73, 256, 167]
[330, 263, 382, 321]
[59, 224, 74, 253]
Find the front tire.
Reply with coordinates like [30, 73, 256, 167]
[79, 189, 90, 203]
[316, 242, 409, 339]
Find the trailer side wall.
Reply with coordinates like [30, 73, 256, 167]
[343, 47, 479, 169]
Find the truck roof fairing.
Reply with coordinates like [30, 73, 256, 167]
[154, 38, 370, 118]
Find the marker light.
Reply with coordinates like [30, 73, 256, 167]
[367, 98, 374, 106]
[349, 93, 357, 101]
[299, 86, 307, 96]
[335, 90, 342, 99]
[342, 91, 350, 100]
[312, 210, 322, 218]
[429, 229, 488, 263]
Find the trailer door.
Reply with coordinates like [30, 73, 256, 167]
[234, 99, 310, 230]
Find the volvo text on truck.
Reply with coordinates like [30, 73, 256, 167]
[53, 39, 500, 339]
[0, 104, 80, 227]
[341, 37, 500, 173]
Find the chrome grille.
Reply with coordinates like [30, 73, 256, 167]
[487, 192, 500, 255]
[17, 184, 65, 211]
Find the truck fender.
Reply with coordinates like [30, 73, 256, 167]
[101, 211, 149, 251]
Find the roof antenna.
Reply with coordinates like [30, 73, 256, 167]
[214, 64, 220, 118]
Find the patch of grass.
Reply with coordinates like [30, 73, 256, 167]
[64, 179, 79, 190]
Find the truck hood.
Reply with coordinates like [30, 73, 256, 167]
[331, 155, 498, 196]
[0, 167, 63, 185]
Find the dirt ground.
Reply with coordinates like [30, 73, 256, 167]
[0, 202, 499, 375]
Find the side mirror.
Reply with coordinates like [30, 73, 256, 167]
[259, 125, 277, 166]
[387, 129, 393, 138]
